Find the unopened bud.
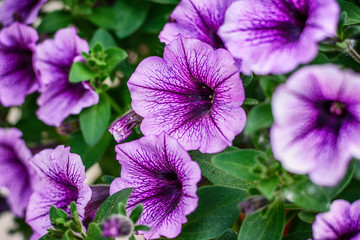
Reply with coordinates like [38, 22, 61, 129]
[109, 111, 143, 143]
[239, 195, 268, 214]
[102, 215, 134, 238]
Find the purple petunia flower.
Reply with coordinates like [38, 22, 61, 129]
[218, 0, 339, 75]
[159, 0, 235, 49]
[26, 145, 92, 236]
[128, 36, 246, 153]
[0, 0, 47, 26]
[0, 128, 36, 217]
[109, 110, 143, 143]
[271, 64, 360, 186]
[35, 27, 99, 127]
[312, 199, 360, 240]
[0, 22, 39, 107]
[110, 133, 201, 239]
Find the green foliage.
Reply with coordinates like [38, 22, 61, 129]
[70, 62, 97, 83]
[177, 186, 248, 240]
[80, 94, 111, 146]
[338, 0, 360, 26]
[37, 11, 74, 34]
[244, 103, 274, 135]
[238, 201, 285, 240]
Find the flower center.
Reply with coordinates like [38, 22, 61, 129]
[338, 231, 359, 240]
[315, 100, 349, 133]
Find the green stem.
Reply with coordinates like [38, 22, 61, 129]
[104, 92, 122, 115]
[346, 40, 360, 64]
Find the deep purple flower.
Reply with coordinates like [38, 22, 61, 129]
[0, 0, 47, 26]
[271, 64, 360, 186]
[35, 27, 99, 127]
[312, 199, 360, 240]
[101, 215, 134, 238]
[0, 22, 39, 107]
[109, 110, 143, 143]
[128, 36, 246, 153]
[159, 0, 235, 49]
[110, 133, 201, 239]
[26, 145, 92, 236]
[0, 128, 36, 217]
[218, 0, 339, 75]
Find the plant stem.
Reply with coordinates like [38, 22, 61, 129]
[346, 40, 360, 64]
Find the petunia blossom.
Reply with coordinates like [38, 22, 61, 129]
[218, 0, 339, 75]
[0, 0, 47, 26]
[26, 145, 92, 236]
[0, 22, 39, 107]
[128, 36, 246, 153]
[271, 64, 360, 186]
[159, 0, 235, 49]
[0, 128, 36, 217]
[312, 199, 360, 240]
[35, 27, 99, 127]
[110, 133, 201, 239]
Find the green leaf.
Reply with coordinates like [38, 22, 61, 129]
[212, 149, 266, 182]
[282, 231, 313, 240]
[85, 223, 110, 240]
[257, 176, 280, 200]
[282, 177, 330, 212]
[90, 29, 117, 49]
[338, 11, 347, 40]
[69, 62, 97, 83]
[259, 75, 285, 98]
[80, 94, 111, 146]
[238, 201, 285, 240]
[244, 103, 273, 135]
[243, 98, 259, 106]
[298, 211, 316, 224]
[87, 7, 117, 29]
[94, 188, 133, 223]
[309, 53, 330, 65]
[129, 204, 143, 224]
[214, 229, 237, 240]
[70, 202, 82, 232]
[141, 4, 174, 33]
[105, 47, 128, 72]
[113, 0, 150, 38]
[190, 149, 252, 190]
[49, 206, 68, 226]
[177, 186, 248, 240]
[241, 73, 253, 86]
[134, 225, 151, 231]
[37, 11, 73, 34]
[338, 0, 360, 26]
[148, 0, 179, 4]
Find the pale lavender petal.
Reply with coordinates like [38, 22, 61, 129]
[26, 145, 91, 236]
[110, 133, 201, 239]
[128, 36, 245, 153]
[35, 27, 98, 126]
[313, 200, 360, 240]
[219, 0, 339, 75]
[271, 64, 360, 186]
[159, 0, 235, 48]
[0, 0, 47, 26]
[0, 22, 39, 106]
[0, 128, 36, 217]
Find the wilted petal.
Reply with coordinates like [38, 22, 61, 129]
[26, 145, 91, 236]
[313, 200, 360, 240]
[0, 0, 47, 26]
[0, 23, 39, 106]
[110, 133, 201, 239]
[35, 27, 99, 126]
[128, 36, 246, 153]
[0, 128, 36, 217]
[219, 0, 339, 74]
[271, 64, 360, 186]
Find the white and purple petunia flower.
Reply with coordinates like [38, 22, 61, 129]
[312, 199, 360, 240]
[35, 27, 99, 127]
[218, 0, 339, 75]
[0, 0, 47, 26]
[271, 64, 360, 186]
[159, 0, 235, 49]
[0, 128, 37, 217]
[0, 22, 39, 107]
[110, 133, 201, 239]
[128, 36, 246, 153]
[26, 145, 92, 236]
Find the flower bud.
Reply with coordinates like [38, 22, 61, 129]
[108, 111, 143, 143]
[101, 215, 134, 238]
